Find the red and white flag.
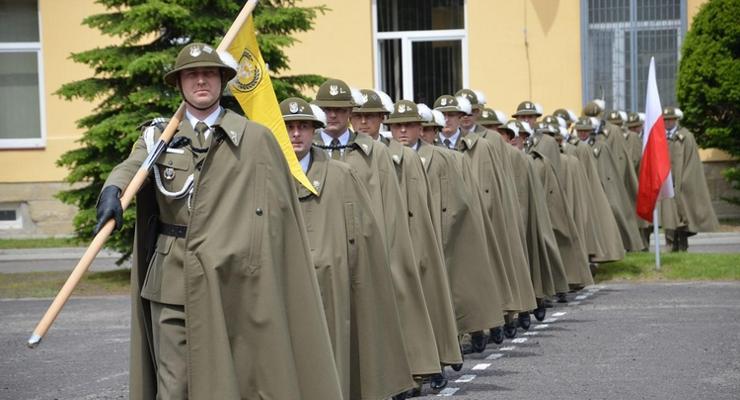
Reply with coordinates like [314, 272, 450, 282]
[636, 57, 674, 221]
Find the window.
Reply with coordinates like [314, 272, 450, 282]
[373, 0, 467, 105]
[581, 0, 685, 112]
[0, 0, 45, 149]
[0, 204, 22, 229]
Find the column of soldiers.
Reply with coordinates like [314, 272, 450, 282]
[95, 43, 719, 400]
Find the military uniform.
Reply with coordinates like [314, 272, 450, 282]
[102, 43, 344, 400]
[312, 79, 441, 377]
[659, 107, 719, 250]
[282, 98, 414, 399]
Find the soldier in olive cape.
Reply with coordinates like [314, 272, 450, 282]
[583, 101, 645, 251]
[94, 43, 343, 400]
[499, 119, 569, 318]
[351, 88, 393, 144]
[625, 111, 654, 245]
[311, 79, 442, 380]
[435, 94, 535, 340]
[659, 106, 719, 251]
[527, 119, 593, 290]
[384, 100, 463, 390]
[281, 98, 415, 400]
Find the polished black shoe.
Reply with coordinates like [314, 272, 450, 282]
[556, 292, 568, 303]
[517, 312, 531, 330]
[430, 372, 448, 390]
[471, 331, 488, 353]
[543, 298, 554, 308]
[533, 304, 546, 321]
[504, 321, 517, 339]
[489, 326, 505, 344]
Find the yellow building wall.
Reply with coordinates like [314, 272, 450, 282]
[468, 0, 583, 116]
[0, 0, 110, 183]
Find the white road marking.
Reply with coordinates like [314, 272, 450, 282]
[543, 318, 559, 323]
[524, 331, 539, 336]
[499, 346, 516, 351]
[486, 353, 504, 360]
[472, 363, 491, 370]
[552, 312, 567, 317]
[569, 301, 581, 306]
[455, 374, 476, 383]
[534, 324, 550, 330]
[512, 338, 528, 343]
[437, 387, 459, 396]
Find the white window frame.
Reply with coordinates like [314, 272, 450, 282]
[0, 204, 23, 230]
[0, 3, 46, 150]
[371, 0, 469, 100]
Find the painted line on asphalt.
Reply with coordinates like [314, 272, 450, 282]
[511, 338, 528, 344]
[455, 374, 476, 383]
[552, 312, 567, 317]
[499, 346, 516, 351]
[486, 352, 504, 360]
[568, 301, 581, 306]
[534, 324, 550, 330]
[472, 363, 491, 370]
[437, 387, 459, 396]
[543, 318, 559, 323]
[524, 331, 539, 336]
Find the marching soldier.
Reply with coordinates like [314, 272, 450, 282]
[281, 98, 414, 399]
[94, 43, 343, 399]
[583, 101, 645, 251]
[660, 106, 720, 251]
[385, 100, 465, 391]
[311, 79, 443, 387]
[624, 112, 645, 175]
[350, 88, 393, 144]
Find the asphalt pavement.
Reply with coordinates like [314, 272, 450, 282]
[1, 282, 739, 399]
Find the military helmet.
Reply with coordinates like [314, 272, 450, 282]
[662, 106, 683, 120]
[553, 108, 577, 123]
[574, 116, 597, 131]
[582, 99, 606, 118]
[385, 100, 424, 124]
[313, 78, 357, 108]
[539, 115, 560, 135]
[353, 89, 392, 114]
[499, 119, 520, 138]
[417, 103, 439, 127]
[479, 108, 501, 126]
[455, 88, 485, 111]
[434, 95, 472, 115]
[280, 97, 326, 128]
[626, 112, 643, 128]
[606, 110, 624, 125]
[164, 43, 237, 86]
[512, 100, 541, 117]
[512, 120, 533, 137]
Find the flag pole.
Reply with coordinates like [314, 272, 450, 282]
[27, 0, 259, 349]
[653, 207, 661, 271]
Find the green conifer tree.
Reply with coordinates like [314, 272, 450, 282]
[56, 0, 327, 260]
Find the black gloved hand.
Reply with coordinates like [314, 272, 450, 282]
[93, 186, 123, 235]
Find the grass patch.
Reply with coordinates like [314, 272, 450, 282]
[0, 269, 130, 298]
[0, 237, 81, 249]
[595, 252, 740, 282]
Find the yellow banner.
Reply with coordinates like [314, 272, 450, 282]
[227, 15, 316, 194]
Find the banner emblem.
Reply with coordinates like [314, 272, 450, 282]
[232, 49, 262, 93]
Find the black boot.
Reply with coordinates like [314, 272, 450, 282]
[533, 303, 546, 321]
[504, 320, 517, 339]
[430, 370, 448, 390]
[470, 330, 488, 353]
[489, 326, 505, 344]
[679, 230, 689, 251]
[543, 298, 554, 308]
[556, 292, 568, 303]
[518, 312, 531, 330]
